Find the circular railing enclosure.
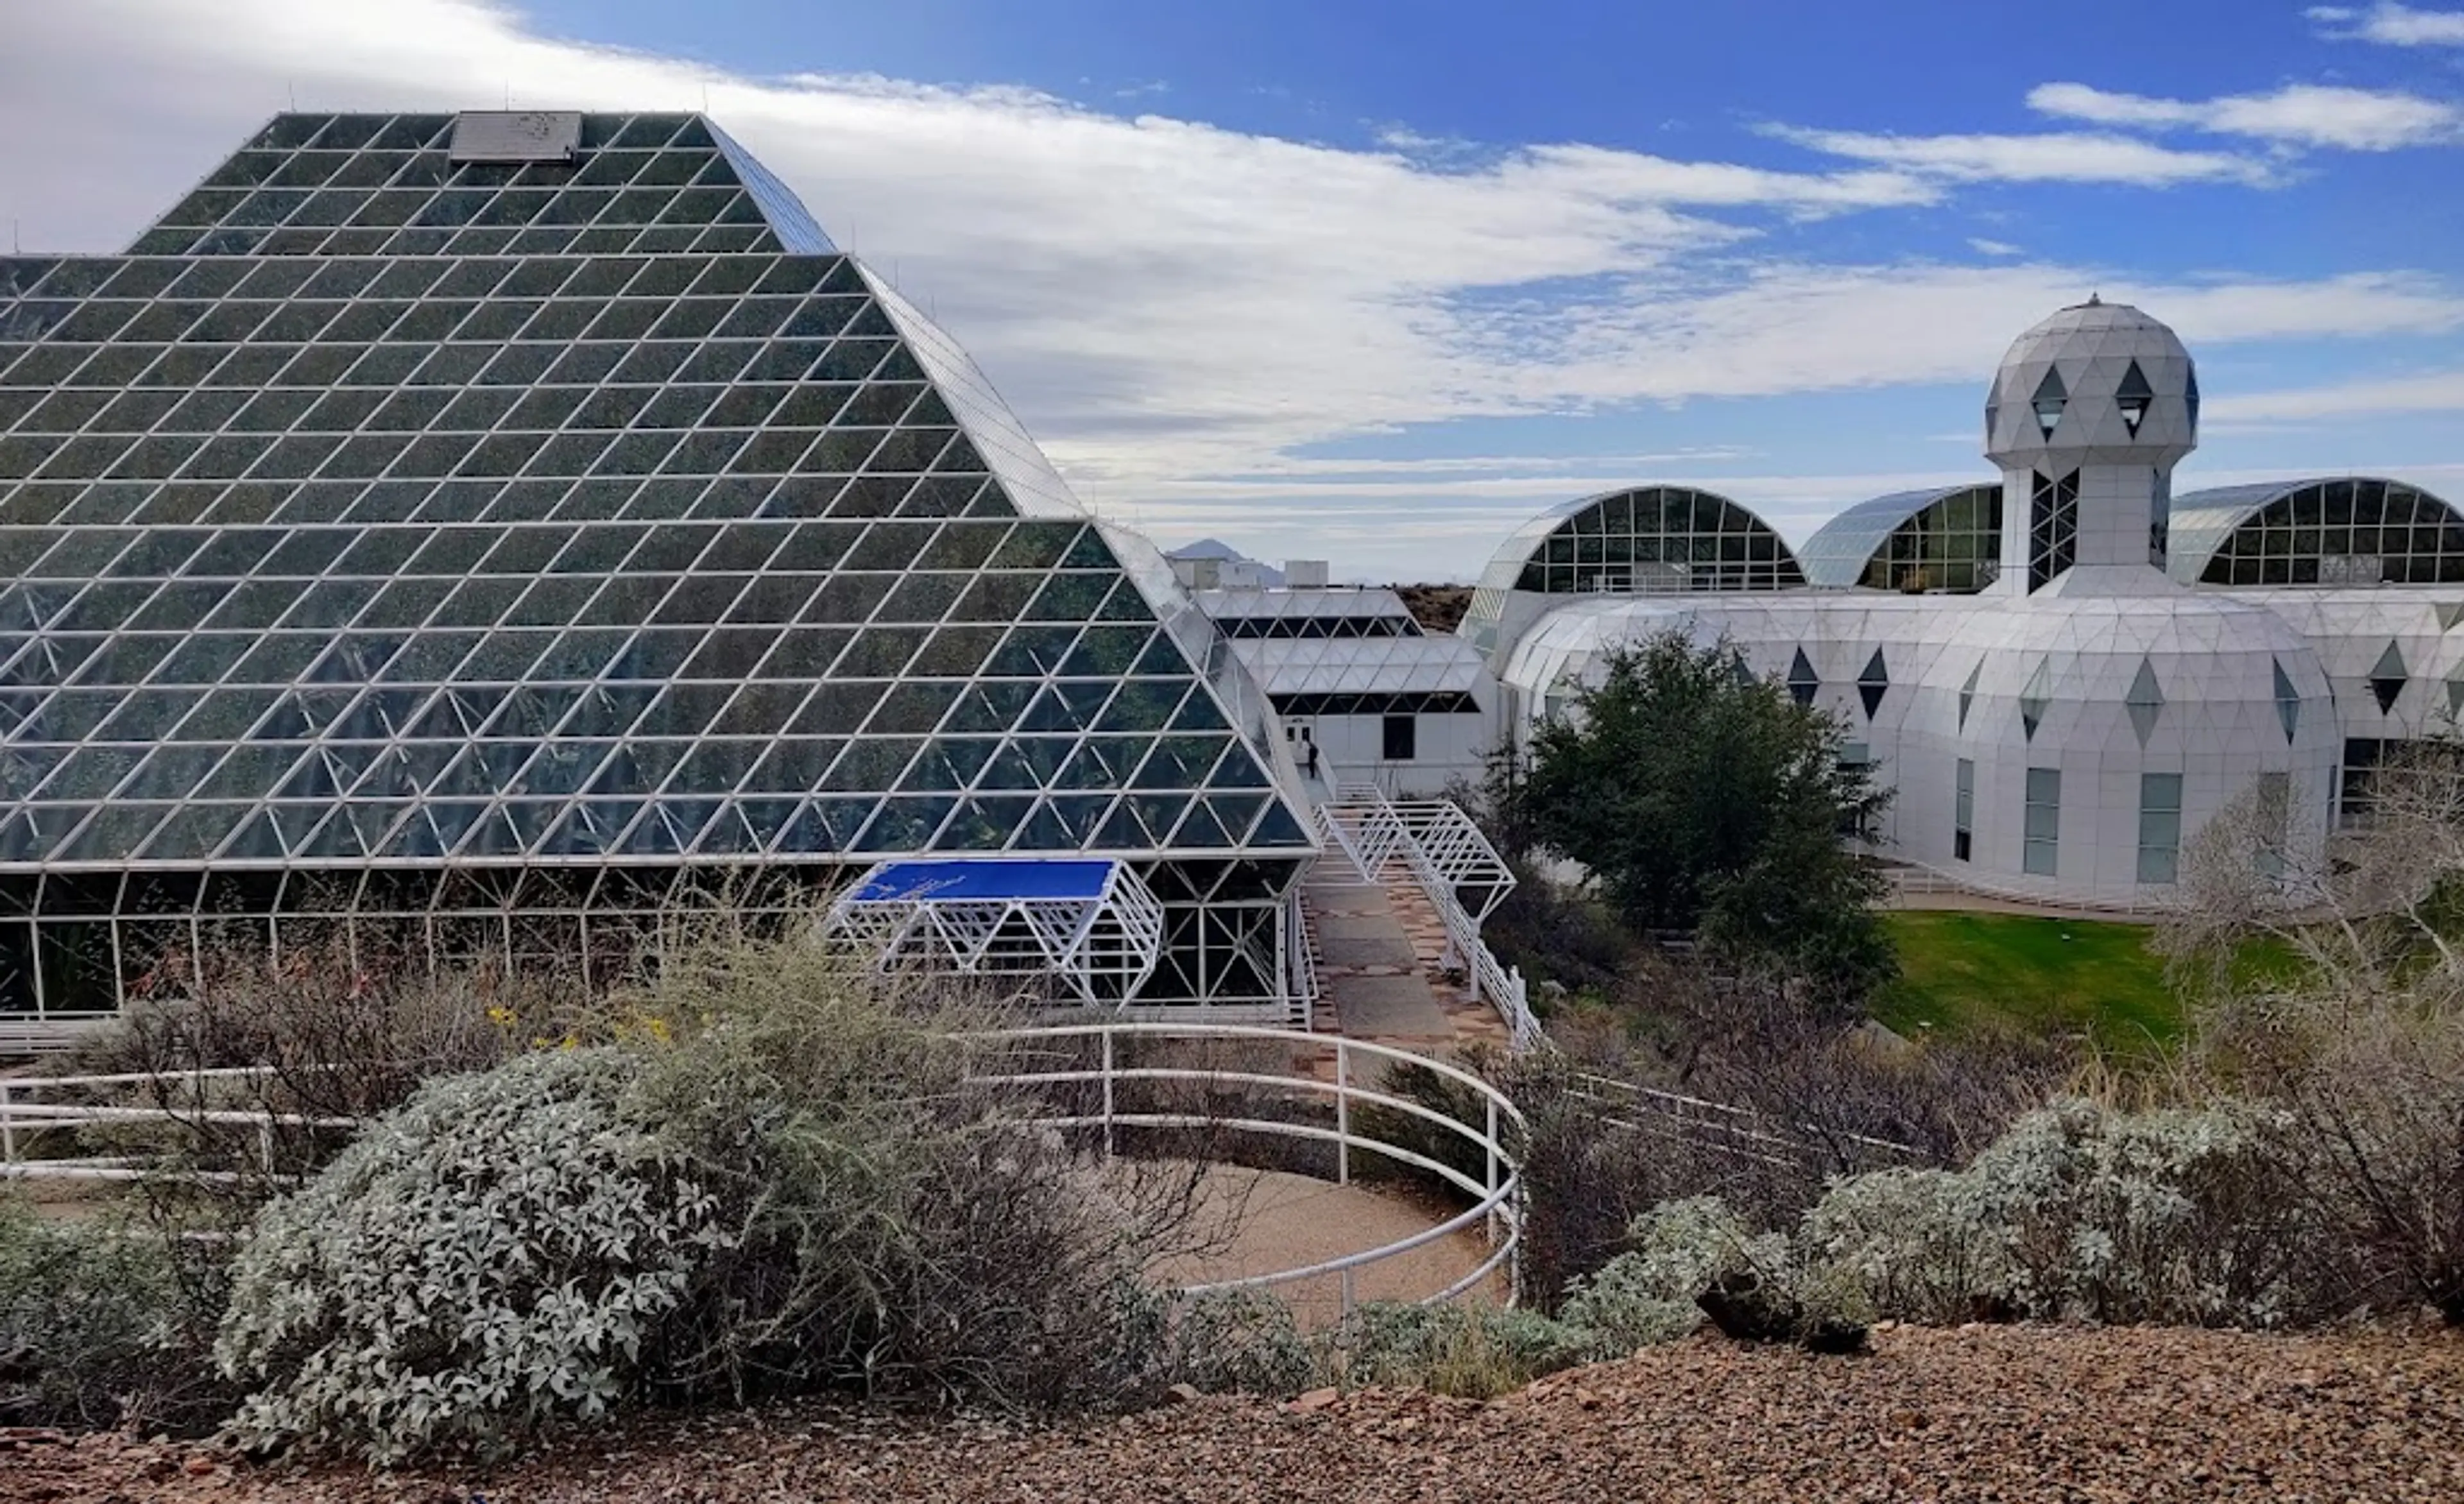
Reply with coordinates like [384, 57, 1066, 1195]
[971, 1021, 1525, 1315]
[2, 1023, 1525, 1315]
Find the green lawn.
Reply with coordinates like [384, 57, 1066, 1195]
[1874, 910, 2187, 1052]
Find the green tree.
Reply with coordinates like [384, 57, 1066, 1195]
[1498, 630, 1895, 1006]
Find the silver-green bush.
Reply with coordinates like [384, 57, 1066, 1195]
[1156, 1290, 1314, 1397]
[1803, 1098, 2312, 1326]
[216, 1049, 728, 1463]
[1325, 1301, 1605, 1398]
[1558, 1195, 1768, 1347]
[1595, 1100, 2320, 1337]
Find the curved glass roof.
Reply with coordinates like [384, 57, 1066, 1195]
[2168, 476, 2464, 586]
[1460, 485, 1804, 656]
[1797, 483, 2003, 592]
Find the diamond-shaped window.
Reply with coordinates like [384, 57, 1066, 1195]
[2369, 641, 2407, 715]
[2031, 366, 2067, 439]
[2116, 359, 2154, 438]
[2124, 657, 2162, 748]
[2020, 658, 2051, 742]
[1786, 647, 1818, 708]
[1856, 647, 1888, 719]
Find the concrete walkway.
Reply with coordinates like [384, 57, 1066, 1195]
[1303, 867, 1514, 1057]
[1305, 873, 1457, 1044]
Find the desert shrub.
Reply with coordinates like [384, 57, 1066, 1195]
[1366, 987, 2064, 1313]
[2198, 989, 2464, 1322]
[1572, 1100, 2325, 1348]
[617, 934, 1184, 1412]
[1559, 1197, 1767, 1347]
[0, 1197, 234, 1433]
[1562, 1196, 1872, 1352]
[216, 1049, 726, 1463]
[1949, 1098, 2311, 1325]
[1157, 1290, 1314, 1397]
[208, 930, 1281, 1461]
[2160, 757, 2464, 1322]
[1324, 1301, 1604, 1399]
[57, 932, 578, 1226]
[1790, 1168, 1992, 1324]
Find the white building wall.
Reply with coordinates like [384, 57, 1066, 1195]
[1495, 589, 2343, 907]
[1285, 708, 1489, 798]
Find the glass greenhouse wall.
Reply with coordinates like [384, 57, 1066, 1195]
[0, 112, 1317, 1021]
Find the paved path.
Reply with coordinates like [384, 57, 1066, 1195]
[1303, 867, 1512, 1057]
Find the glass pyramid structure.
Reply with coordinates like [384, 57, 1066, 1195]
[0, 112, 1315, 1021]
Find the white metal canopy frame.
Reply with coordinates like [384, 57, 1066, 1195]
[824, 857, 1165, 1004]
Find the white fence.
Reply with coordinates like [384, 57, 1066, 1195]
[980, 1022, 1524, 1312]
[1571, 1072, 1928, 1173]
[2, 1023, 1526, 1315]
[1880, 862, 2177, 919]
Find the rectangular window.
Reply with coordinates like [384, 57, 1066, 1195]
[1382, 713, 1416, 762]
[1954, 758, 1974, 862]
[2137, 772, 2183, 884]
[2023, 766, 2060, 876]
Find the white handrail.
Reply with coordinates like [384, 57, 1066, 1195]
[978, 1021, 1524, 1312]
[3, 1023, 1527, 1317]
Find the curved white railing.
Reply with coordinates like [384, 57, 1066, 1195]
[974, 1021, 1525, 1312]
[4, 1023, 1526, 1315]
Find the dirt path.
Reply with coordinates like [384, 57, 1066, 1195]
[1149, 1163, 1502, 1324]
[10, 1324, 2458, 1502]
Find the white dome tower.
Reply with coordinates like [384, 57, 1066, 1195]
[1985, 297, 2198, 596]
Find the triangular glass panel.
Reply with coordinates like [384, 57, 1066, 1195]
[1958, 660, 1981, 731]
[2272, 658, 2301, 744]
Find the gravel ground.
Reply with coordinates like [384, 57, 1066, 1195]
[7, 1324, 2459, 1503]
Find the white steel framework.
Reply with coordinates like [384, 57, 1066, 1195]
[825, 857, 1165, 1004]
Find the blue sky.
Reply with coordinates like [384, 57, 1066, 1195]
[6, 0, 2464, 577]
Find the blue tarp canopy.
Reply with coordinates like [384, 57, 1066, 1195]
[844, 858, 1119, 905]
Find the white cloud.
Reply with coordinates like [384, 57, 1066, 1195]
[1764, 124, 2277, 187]
[1969, 238, 2023, 256]
[2028, 80, 2461, 151]
[1, 0, 2460, 575]
[2204, 369, 2464, 422]
[2309, 3, 2464, 46]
